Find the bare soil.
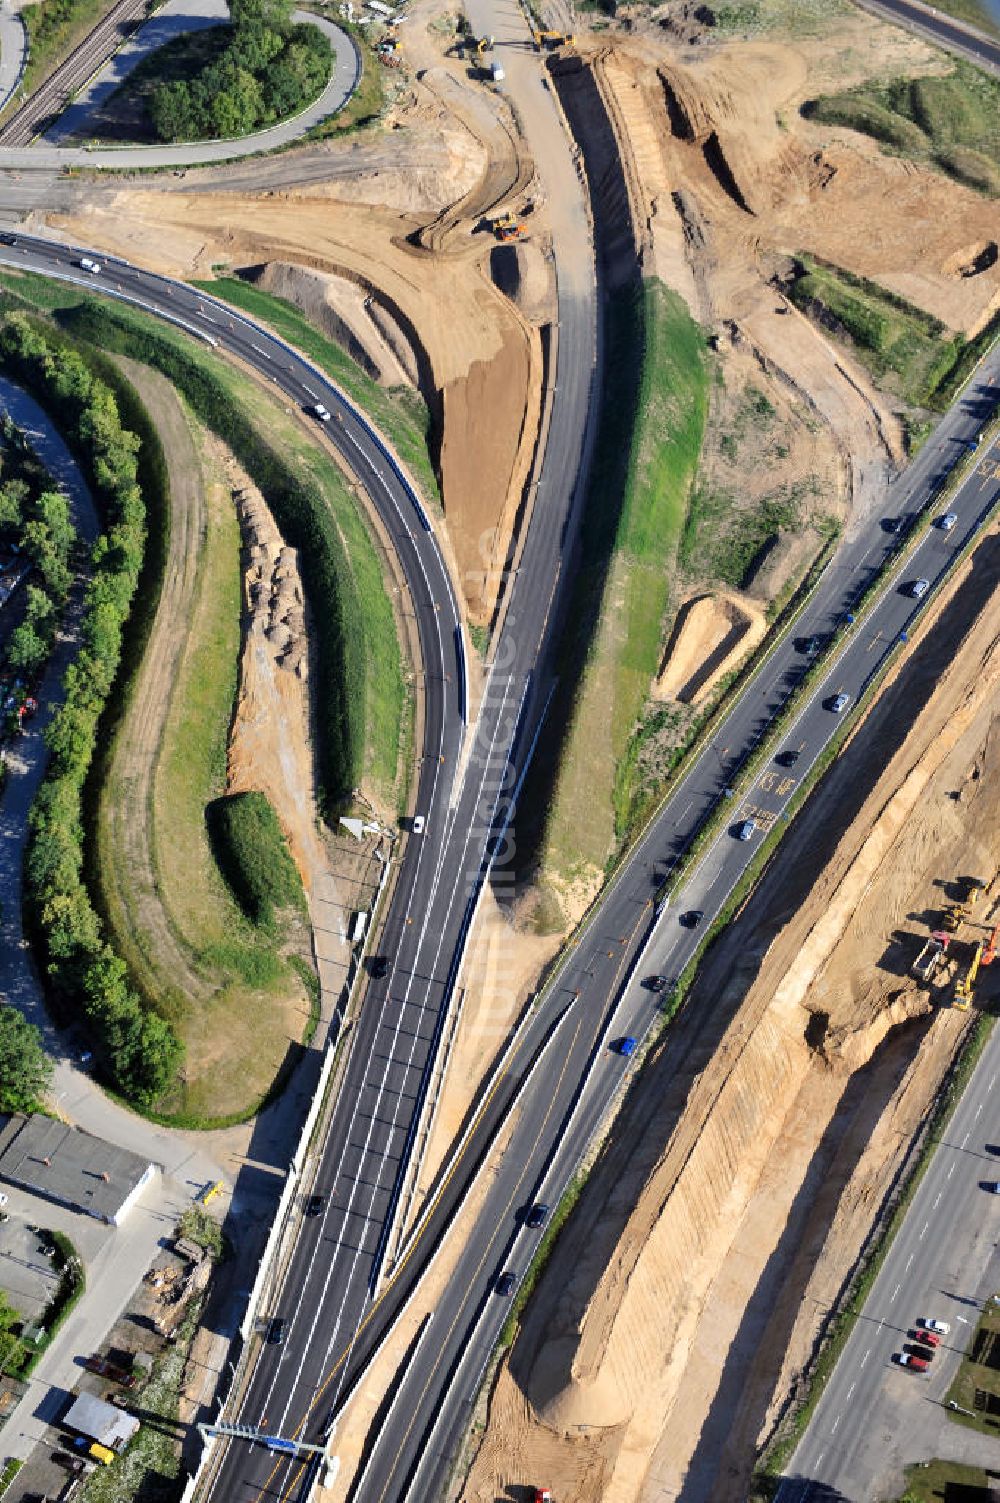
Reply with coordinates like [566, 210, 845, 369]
[654, 589, 767, 705]
[461, 522, 1000, 1503]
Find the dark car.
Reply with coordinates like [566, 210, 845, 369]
[680, 910, 704, 929]
[904, 1342, 935, 1362]
[644, 975, 668, 993]
[776, 749, 800, 768]
[495, 1271, 517, 1297]
[0, 234, 17, 247]
[369, 956, 389, 979]
[797, 634, 821, 656]
[305, 1194, 325, 1217]
[883, 515, 906, 535]
[267, 1316, 286, 1345]
[53, 1454, 85, 1474]
[525, 1203, 549, 1229]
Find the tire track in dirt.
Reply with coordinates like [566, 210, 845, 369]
[98, 357, 208, 1003]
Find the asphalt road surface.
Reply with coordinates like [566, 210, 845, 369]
[777, 1021, 1000, 1503]
[856, 0, 1000, 73]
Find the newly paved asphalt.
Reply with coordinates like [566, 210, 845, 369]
[776, 1022, 1000, 1503]
[857, 0, 1000, 72]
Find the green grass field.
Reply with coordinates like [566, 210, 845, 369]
[809, 61, 1000, 196]
[190, 276, 438, 508]
[539, 279, 708, 897]
[789, 255, 968, 408]
[893, 1458, 991, 1502]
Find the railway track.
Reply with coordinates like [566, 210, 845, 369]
[0, 0, 150, 147]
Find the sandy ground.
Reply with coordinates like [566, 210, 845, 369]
[461, 521, 1000, 1502]
[654, 589, 767, 705]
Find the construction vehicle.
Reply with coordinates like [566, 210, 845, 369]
[911, 931, 950, 982]
[953, 940, 984, 1011]
[475, 33, 494, 52]
[941, 877, 986, 933]
[533, 28, 575, 47]
[981, 923, 999, 966]
[492, 212, 527, 242]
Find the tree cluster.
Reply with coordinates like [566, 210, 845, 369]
[0, 316, 183, 1105]
[149, 0, 331, 143]
[0, 1007, 52, 1115]
[0, 416, 76, 694]
[65, 301, 366, 814]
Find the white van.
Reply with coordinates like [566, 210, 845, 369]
[78, 258, 102, 274]
[350, 910, 369, 945]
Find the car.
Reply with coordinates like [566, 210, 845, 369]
[893, 1351, 928, 1371]
[53, 1454, 85, 1474]
[904, 1341, 935, 1361]
[311, 402, 331, 422]
[644, 975, 668, 993]
[267, 1316, 286, 1344]
[936, 512, 958, 531]
[984, 1181, 1000, 1194]
[776, 749, 800, 768]
[304, 1194, 325, 1217]
[78, 258, 101, 274]
[0, 234, 17, 247]
[987, 1143, 1000, 1156]
[0, 1194, 8, 1207]
[918, 1317, 950, 1335]
[495, 1271, 517, 1297]
[616, 1037, 637, 1057]
[369, 955, 389, 979]
[828, 693, 851, 714]
[883, 516, 905, 535]
[907, 578, 930, 599]
[524, 1202, 549, 1229]
[910, 1328, 940, 1347]
[797, 634, 821, 656]
[680, 910, 704, 929]
[411, 814, 426, 835]
[734, 819, 757, 842]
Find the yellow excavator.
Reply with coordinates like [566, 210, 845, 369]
[492, 210, 527, 241]
[533, 28, 575, 48]
[953, 940, 984, 1011]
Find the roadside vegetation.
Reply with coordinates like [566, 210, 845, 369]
[208, 791, 307, 927]
[787, 253, 988, 408]
[525, 278, 708, 918]
[0, 0, 118, 125]
[103, 0, 331, 143]
[190, 276, 439, 508]
[1, 313, 184, 1105]
[0, 1009, 52, 1114]
[0, 1228, 84, 1378]
[893, 1459, 992, 1502]
[806, 61, 1000, 196]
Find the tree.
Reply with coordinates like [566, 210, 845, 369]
[7, 621, 47, 676]
[0, 1007, 52, 1113]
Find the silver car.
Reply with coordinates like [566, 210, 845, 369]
[828, 693, 851, 714]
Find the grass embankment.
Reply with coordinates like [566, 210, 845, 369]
[531, 278, 707, 913]
[787, 253, 992, 409]
[946, 1299, 1000, 1435]
[311, 25, 383, 135]
[893, 1459, 992, 1502]
[208, 791, 307, 927]
[0, 0, 121, 126]
[61, 294, 407, 808]
[808, 61, 1000, 195]
[190, 276, 439, 509]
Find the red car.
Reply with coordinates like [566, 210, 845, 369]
[893, 1352, 928, 1372]
[910, 1328, 940, 1348]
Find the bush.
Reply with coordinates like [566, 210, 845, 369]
[61, 300, 366, 812]
[0, 314, 184, 1104]
[207, 791, 306, 926]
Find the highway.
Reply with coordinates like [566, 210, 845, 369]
[776, 1020, 1000, 1502]
[855, 0, 1000, 73]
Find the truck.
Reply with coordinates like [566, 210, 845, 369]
[911, 931, 949, 982]
[490, 60, 505, 82]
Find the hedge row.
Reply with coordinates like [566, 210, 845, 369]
[62, 300, 365, 811]
[0, 314, 183, 1103]
[207, 790, 307, 927]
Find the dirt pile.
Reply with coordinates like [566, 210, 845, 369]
[654, 589, 766, 704]
[462, 529, 1000, 1503]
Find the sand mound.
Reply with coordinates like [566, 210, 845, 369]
[943, 240, 999, 279]
[654, 590, 766, 704]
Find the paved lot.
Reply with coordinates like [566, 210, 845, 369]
[0, 1221, 64, 1327]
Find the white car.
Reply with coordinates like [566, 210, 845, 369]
[78, 258, 102, 275]
[936, 512, 958, 532]
[828, 692, 851, 714]
[908, 578, 930, 599]
[311, 403, 331, 422]
[411, 814, 426, 835]
[918, 1317, 950, 1335]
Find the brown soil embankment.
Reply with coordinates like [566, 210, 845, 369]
[462, 528, 1000, 1503]
[655, 590, 767, 705]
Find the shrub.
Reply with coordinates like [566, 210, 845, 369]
[207, 791, 306, 926]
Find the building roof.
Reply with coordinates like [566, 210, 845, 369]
[63, 1392, 140, 1448]
[0, 1114, 154, 1221]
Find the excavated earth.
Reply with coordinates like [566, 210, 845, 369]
[462, 525, 1000, 1502]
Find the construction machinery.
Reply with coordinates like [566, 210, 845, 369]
[533, 28, 575, 47]
[492, 211, 527, 242]
[981, 922, 999, 966]
[911, 930, 951, 983]
[953, 940, 984, 1011]
[941, 876, 986, 933]
[474, 33, 494, 52]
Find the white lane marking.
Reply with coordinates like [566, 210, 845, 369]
[933, 1193, 942, 1209]
[948, 1163, 955, 1178]
[831, 1414, 841, 1435]
[975, 1102, 983, 1118]
[961, 1131, 970, 1147]
[860, 1348, 870, 1367]
[906, 1254, 915, 1270]
[891, 1283, 900, 1301]
[846, 1382, 856, 1400]
[303, 385, 318, 399]
[252, 342, 269, 357]
[989, 1074, 996, 1091]
[919, 1221, 929, 1239]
